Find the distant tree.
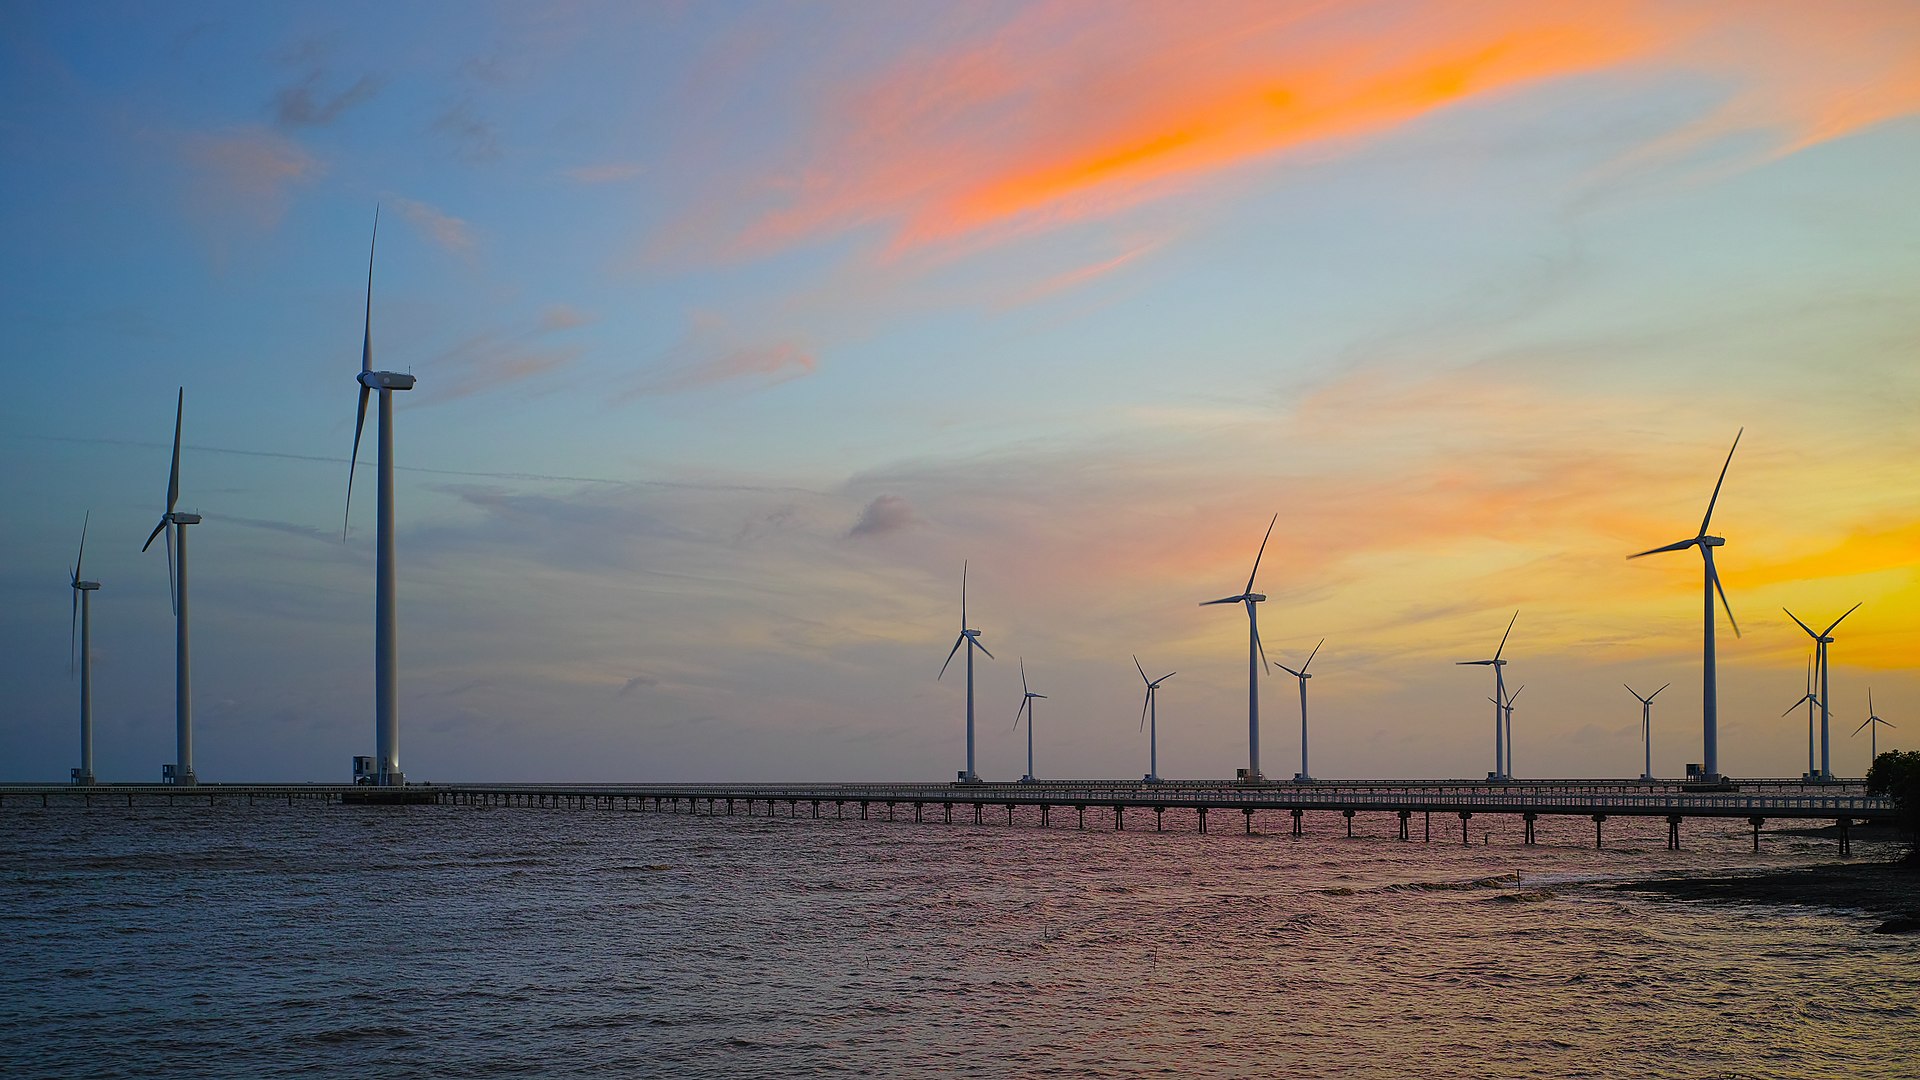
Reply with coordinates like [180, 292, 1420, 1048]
[1866, 750, 1920, 861]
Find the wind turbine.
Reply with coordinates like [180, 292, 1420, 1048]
[938, 561, 993, 783]
[1135, 656, 1175, 784]
[69, 513, 100, 786]
[1853, 689, 1894, 762]
[1492, 684, 1524, 779]
[344, 208, 418, 788]
[1627, 682, 1670, 782]
[1457, 611, 1518, 781]
[1784, 603, 1861, 782]
[1780, 655, 1820, 779]
[1200, 513, 1276, 782]
[1276, 639, 1323, 782]
[1629, 429, 1742, 782]
[1011, 659, 1046, 783]
[141, 388, 200, 786]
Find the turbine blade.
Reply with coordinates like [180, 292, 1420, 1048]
[1822, 601, 1863, 637]
[1625, 683, 1639, 701]
[1033, 694, 1046, 699]
[1508, 685, 1524, 704]
[1698, 427, 1742, 536]
[362, 206, 379, 375]
[1277, 664, 1303, 678]
[1782, 608, 1818, 639]
[344, 384, 370, 539]
[1200, 595, 1244, 606]
[1853, 718, 1872, 736]
[1457, 660, 1493, 666]
[165, 526, 177, 618]
[1020, 657, 1028, 697]
[1711, 564, 1739, 638]
[1244, 512, 1278, 596]
[938, 634, 964, 680]
[1013, 697, 1027, 730]
[70, 585, 78, 676]
[166, 387, 182, 514]
[1248, 602, 1268, 673]
[972, 638, 995, 661]
[1140, 691, 1150, 732]
[75, 510, 89, 580]
[1652, 683, 1669, 699]
[1494, 610, 1518, 661]
[1301, 637, 1323, 673]
[1629, 538, 1697, 559]
[961, 560, 968, 630]
[142, 517, 167, 553]
[1157, 672, 1176, 684]
[1134, 654, 1149, 685]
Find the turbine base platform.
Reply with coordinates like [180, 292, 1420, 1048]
[342, 787, 436, 805]
[1681, 779, 1738, 793]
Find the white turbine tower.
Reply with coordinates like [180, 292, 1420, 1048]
[1784, 603, 1860, 782]
[1781, 656, 1820, 780]
[69, 513, 100, 786]
[1492, 684, 1525, 778]
[1200, 513, 1276, 782]
[344, 209, 417, 788]
[1626, 682, 1670, 782]
[1134, 656, 1175, 784]
[938, 561, 993, 783]
[141, 388, 200, 786]
[1276, 639, 1323, 782]
[1011, 659, 1046, 783]
[1457, 611, 1518, 781]
[1853, 689, 1894, 763]
[1629, 429, 1742, 783]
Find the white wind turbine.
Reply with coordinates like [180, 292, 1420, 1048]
[344, 209, 418, 788]
[1200, 513, 1276, 782]
[1275, 639, 1323, 782]
[1457, 611, 1518, 781]
[938, 561, 993, 783]
[1853, 690, 1894, 763]
[1784, 603, 1860, 782]
[1626, 682, 1670, 782]
[1629, 429, 1742, 783]
[1780, 655, 1820, 779]
[1134, 656, 1175, 784]
[1491, 684, 1524, 778]
[141, 388, 201, 786]
[69, 513, 101, 786]
[1011, 659, 1046, 783]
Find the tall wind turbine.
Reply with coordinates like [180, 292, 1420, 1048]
[1784, 603, 1860, 782]
[1853, 689, 1894, 762]
[1135, 656, 1175, 784]
[1457, 611, 1518, 781]
[938, 561, 993, 783]
[1781, 655, 1820, 779]
[69, 513, 100, 786]
[1201, 513, 1276, 782]
[142, 388, 200, 785]
[1011, 659, 1046, 783]
[1629, 429, 1742, 782]
[344, 208, 417, 788]
[1276, 639, 1323, 782]
[1627, 682, 1670, 782]
[1493, 685, 1524, 778]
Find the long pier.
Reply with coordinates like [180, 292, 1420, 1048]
[3, 777, 1893, 854]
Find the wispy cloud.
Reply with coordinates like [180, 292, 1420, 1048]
[847, 495, 916, 539]
[178, 126, 321, 230]
[274, 71, 381, 128]
[620, 313, 816, 399]
[433, 99, 502, 164]
[392, 196, 478, 254]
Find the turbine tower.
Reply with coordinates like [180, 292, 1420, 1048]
[1784, 603, 1860, 782]
[1781, 656, 1820, 780]
[1200, 513, 1276, 782]
[69, 513, 100, 786]
[344, 209, 417, 788]
[938, 561, 993, 783]
[1853, 689, 1894, 762]
[1626, 682, 1669, 782]
[141, 388, 200, 786]
[1457, 611, 1518, 781]
[1134, 656, 1175, 784]
[1629, 429, 1742, 783]
[1276, 639, 1323, 782]
[1492, 684, 1524, 779]
[1011, 659, 1046, 783]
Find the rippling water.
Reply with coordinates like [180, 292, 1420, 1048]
[3, 801, 1915, 1078]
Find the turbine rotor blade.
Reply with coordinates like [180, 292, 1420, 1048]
[1822, 601, 1863, 637]
[166, 387, 182, 514]
[1853, 718, 1872, 736]
[75, 511, 89, 581]
[1140, 691, 1150, 731]
[1157, 672, 1176, 684]
[1629, 538, 1697, 559]
[1494, 611, 1518, 661]
[345, 384, 370, 540]
[165, 526, 177, 618]
[1200, 595, 1244, 606]
[1244, 512, 1278, 596]
[142, 518, 167, 553]
[362, 206, 379, 375]
[1652, 683, 1669, 699]
[938, 634, 964, 680]
[1699, 427, 1742, 536]
[1134, 654, 1149, 685]
[961, 560, 968, 630]
[1711, 564, 1739, 637]
[972, 638, 995, 661]
[1020, 657, 1028, 697]
[1301, 637, 1323, 674]
[1277, 664, 1302, 678]
[1248, 601, 1268, 673]
[1782, 608, 1818, 639]
[70, 585, 78, 676]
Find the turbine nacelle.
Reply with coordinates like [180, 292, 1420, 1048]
[358, 370, 417, 391]
[167, 512, 203, 526]
[74, 580, 101, 591]
[1699, 535, 1725, 548]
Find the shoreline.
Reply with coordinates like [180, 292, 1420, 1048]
[1615, 858, 1920, 933]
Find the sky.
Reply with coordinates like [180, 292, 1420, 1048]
[2, 0, 1916, 785]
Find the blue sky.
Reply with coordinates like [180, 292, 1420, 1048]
[3, 1, 1916, 783]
